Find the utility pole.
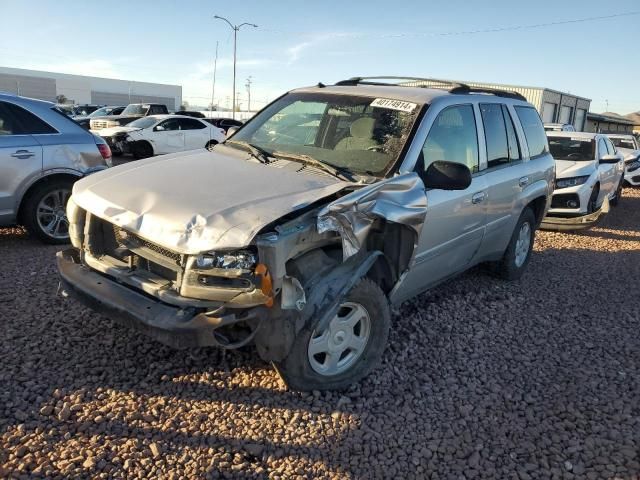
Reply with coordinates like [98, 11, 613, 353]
[210, 41, 218, 113]
[245, 76, 252, 112]
[213, 15, 257, 120]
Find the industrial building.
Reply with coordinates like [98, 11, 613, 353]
[584, 112, 635, 134]
[404, 78, 591, 131]
[0, 66, 182, 111]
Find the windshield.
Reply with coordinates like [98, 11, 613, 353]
[128, 117, 157, 129]
[610, 137, 637, 149]
[122, 104, 149, 116]
[229, 92, 422, 175]
[88, 107, 111, 117]
[548, 137, 595, 161]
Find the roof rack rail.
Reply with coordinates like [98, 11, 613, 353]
[334, 76, 469, 89]
[449, 85, 527, 101]
[333, 76, 527, 101]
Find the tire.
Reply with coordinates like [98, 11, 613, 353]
[132, 141, 153, 159]
[493, 207, 536, 281]
[22, 179, 73, 245]
[587, 185, 600, 214]
[610, 179, 623, 207]
[205, 140, 218, 151]
[273, 278, 391, 391]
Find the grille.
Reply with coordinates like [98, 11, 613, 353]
[113, 225, 182, 263]
[91, 120, 109, 129]
[551, 193, 580, 209]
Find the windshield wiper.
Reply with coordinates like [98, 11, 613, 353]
[225, 140, 272, 164]
[271, 151, 355, 181]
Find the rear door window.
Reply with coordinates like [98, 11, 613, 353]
[480, 104, 509, 168]
[0, 102, 57, 135]
[502, 105, 521, 161]
[514, 106, 548, 158]
[179, 118, 206, 130]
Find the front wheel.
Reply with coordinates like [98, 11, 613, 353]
[132, 141, 153, 159]
[493, 207, 536, 281]
[22, 179, 73, 244]
[610, 179, 623, 207]
[273, 278, 390, 391]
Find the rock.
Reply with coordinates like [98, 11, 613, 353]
[149, 442, 161, 459]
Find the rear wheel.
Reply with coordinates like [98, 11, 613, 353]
[22, 179, 73, 244]
[132, 141, 153, 159]
[273, 278, 390, 391]
[205, 140, 218, 151]
[493, 207, 536, 281]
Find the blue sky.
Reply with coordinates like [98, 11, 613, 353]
[1, 0, 639, 113]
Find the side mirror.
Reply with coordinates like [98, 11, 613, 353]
[154, 125, 165, 132]
[226, 126, 239, 137]
[600, 154, 620, 164]
[422, 161, 472, 191]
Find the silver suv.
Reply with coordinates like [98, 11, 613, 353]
[0, 93, 111, 243]
[57, 77, 554, 390]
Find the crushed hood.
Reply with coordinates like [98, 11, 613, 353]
[97, 126, 140, 137]
[555, 159, 595, 178]
[615, 147, 640, 162]
[72, 150, 348, 254]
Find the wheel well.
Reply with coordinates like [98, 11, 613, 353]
[527, 195, 548, 227]
[17, 173, 78, 223]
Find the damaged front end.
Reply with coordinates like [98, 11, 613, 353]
[540, 196, 610, 231]
[59, 169, 428, 361]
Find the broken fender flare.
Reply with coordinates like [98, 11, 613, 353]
[304, 250, 384, 335]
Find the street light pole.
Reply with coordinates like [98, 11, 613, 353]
[213, 15, 257, 120]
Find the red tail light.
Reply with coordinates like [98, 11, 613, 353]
[97, 143, 112, 160]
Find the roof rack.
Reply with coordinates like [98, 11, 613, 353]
[333, 76, 527, 101]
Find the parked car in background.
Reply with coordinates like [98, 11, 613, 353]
[607, 134, 640, 186]
[204, 117, 244, 134]
[74, 105, 126, 129]
[0, 93, 111, 243]
[57, 77, 555, 391]
[172, 110, 205, 118]
[97, 114, 225, 158]
[90, 103, 169, 130]
[544, 123, 576, 132]
[542, 132, 624, 230]
[71, 104, 102, 117]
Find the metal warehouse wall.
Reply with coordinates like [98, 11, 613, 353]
[91, 91, 177, 111]
[0, 72, 56, 101]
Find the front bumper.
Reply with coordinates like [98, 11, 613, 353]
[540, 196, 610, 231]
[57, 248, 265, 349]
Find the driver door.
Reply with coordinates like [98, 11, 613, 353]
[394, 104, 487, 301]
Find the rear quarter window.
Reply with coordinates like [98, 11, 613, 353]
[514, 106, 548, 159]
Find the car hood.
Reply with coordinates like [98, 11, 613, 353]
[97, 114, 142, 121]
[98, 126, 140, 137]
[71, 149, 349, 254]
[555, 159, 595, 178]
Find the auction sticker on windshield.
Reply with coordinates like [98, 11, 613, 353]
[370, 98, 417, 113]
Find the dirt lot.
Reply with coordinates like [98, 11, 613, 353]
[1, 188, 639, 480]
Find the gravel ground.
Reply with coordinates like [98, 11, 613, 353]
[1, 188, 639, 479]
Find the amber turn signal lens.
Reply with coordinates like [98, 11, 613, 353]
[255, 263, 274, 307]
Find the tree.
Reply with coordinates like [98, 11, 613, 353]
[55, 94, 68, 104]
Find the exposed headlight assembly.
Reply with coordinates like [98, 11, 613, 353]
[556, 176, 590, 189]
[195, 250, 257, 270]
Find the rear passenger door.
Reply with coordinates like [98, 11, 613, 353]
[476, 103, 526, 259]
[0, 101, 45, 223]
[180, 118, 209, 150]
[401, 104, 488, 295]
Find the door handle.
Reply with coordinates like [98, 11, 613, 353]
[471, 191, 486, 204]
[519, 176, 529, 187]
[11, 150, 35, 159]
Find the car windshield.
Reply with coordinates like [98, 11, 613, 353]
[229, 92, 422, 175]
[610, 137, 636, 149]
[128, 117, 158, 129]
[548, 137, 595, 161]
[122, 104, 149, 115]
[88, 107, 111, 117]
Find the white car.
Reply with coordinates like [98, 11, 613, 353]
[542, 132, 625, 230]
[607, 134, 640, 186]
[544, 123, 575, 132]
[95, 115, 225, 158]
